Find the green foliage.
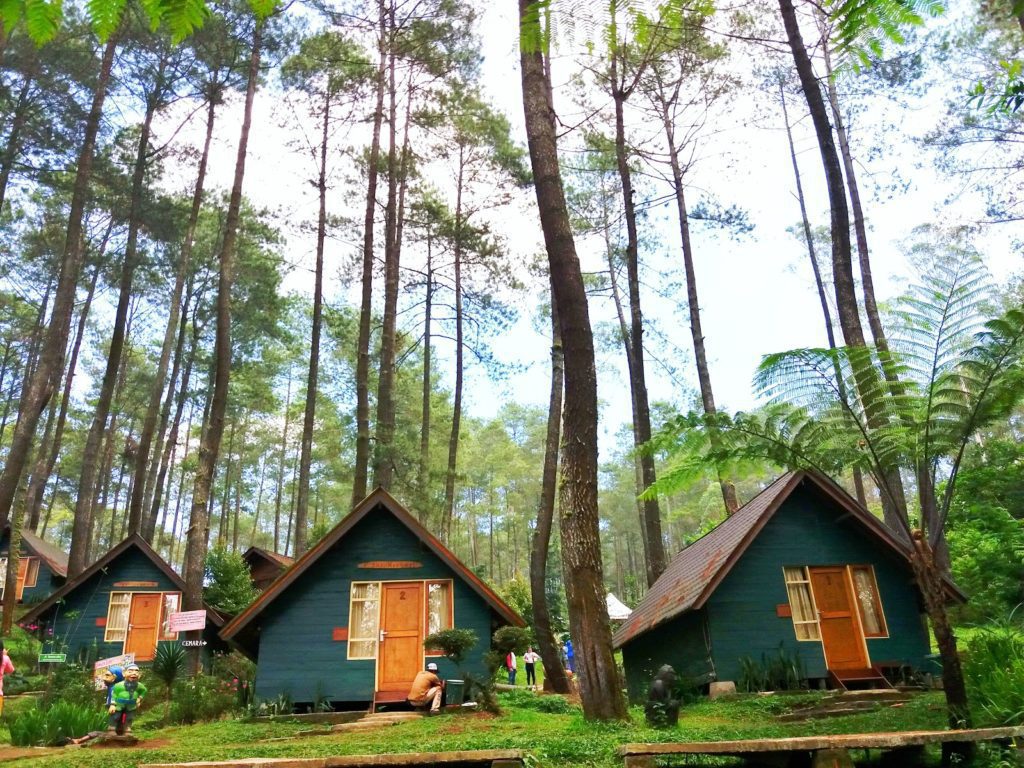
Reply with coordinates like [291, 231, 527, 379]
[827, 0, 943, 68]
[498, 576, 532, 624]
[423, 628, 477, 666]
[211, 652, 257, 709]
[170, 673, 237, 724]
[40, 664, 98, 710]
[963, 621, 1024, 725]
[152, 643, 187, 692]
[203, 546, 260, 615]
[8, 701, 107, 746]
[491, 626, 532, 656]
[736, 645, 807, 693]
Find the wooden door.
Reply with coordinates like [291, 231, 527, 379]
[125, 593, 162, 661]
[377, 582, 423, 693]
[809, 567, 868, 671]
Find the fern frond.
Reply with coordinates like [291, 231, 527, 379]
[827, 0, 942, 69]
[87, 0, 124, 40]
[23, 0, 62, 42]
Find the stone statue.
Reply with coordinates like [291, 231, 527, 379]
[644, 664, 681, 727]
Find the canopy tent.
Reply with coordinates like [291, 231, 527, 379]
[606, 592, 632, 621]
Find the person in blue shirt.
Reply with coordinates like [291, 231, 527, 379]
[565, 638, 575, 675]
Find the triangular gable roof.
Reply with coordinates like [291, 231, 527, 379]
[19, 534, 224, 628]
[3, 526, 69, 577]
[241, 546, 294, 570]
[221, 488, 525, 654]
[613, 470, 963, 649]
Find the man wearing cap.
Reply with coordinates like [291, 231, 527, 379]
[108, 663, 146, 734]
[407, 662, 444, 714]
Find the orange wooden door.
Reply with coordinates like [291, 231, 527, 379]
[377, 582, 423, 692]
[125, 594, 162, 661]
[809, 567, 868, 671]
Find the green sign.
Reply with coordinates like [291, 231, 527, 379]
[38, 653, 66, 663]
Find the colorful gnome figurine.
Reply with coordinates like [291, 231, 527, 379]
[102, 665, 124, 707]
[108, 663, 146, 735]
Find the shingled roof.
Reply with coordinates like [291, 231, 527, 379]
[612, 470, 962, 649]
[10, 527, 69, 577]
[242, 546, 294, 570]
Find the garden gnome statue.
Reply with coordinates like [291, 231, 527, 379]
[102, 665, 124, 707]
[108, 663, 147, 735]
[644, 664, 681, 727]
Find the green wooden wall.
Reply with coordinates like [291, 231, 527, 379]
[706, 484, 930, 684]
[0, 530, 65, 604]
[253, 508, 500, 705]
[620, 609, 712, 703]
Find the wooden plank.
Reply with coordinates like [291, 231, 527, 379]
[617, 727, 1024, 757]
[142, 750, 526, 768]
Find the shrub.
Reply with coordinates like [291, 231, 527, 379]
[203, 547, 259, 614]
[41, 663, 98, 710]
[737, 645, 807, 693]
[424, 628, 477, 666]
[169, 674, 237, 724]
[964, 622, 1024, 726]
[9, 702, 107, 746]
[211, 651, 257, 709]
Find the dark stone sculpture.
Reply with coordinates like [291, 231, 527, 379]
[644, 664, 680, 727]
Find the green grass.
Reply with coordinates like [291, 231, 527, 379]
[1, 690, 960, 768]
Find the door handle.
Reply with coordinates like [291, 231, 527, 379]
[379, 630, 387, 641]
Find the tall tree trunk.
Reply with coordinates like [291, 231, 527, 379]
[273, 372, 293, 553]
[442, 149, 466, 544]
[657, 100, 740, 515]
[373, 7, 402, 491]
[352, 0, 388, 506]
[134, 96, 217, 537]
[777, 0, 908, 535]
[249, 455, 268, 543]
[168, 403, 194, 567]
[0, 67, 35, 214]
[519, 0, 627, 721]
[778, 80, 868, 508]
[611, 67, 666, 584]
[0, 35, 116, 532]
[418, 236, 433, 522]
[530, 284, 570, 694]
[294, 93, 330, 557]
[182, 20, 263, 673]
[217, 418, 238, 544]
[1, 485, 24, 635]
[70, 80, 160, 571]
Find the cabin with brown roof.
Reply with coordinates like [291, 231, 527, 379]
[220, 488, 525, 710]
[0, 526, 68, 603]
[613, 471, 960, 697]
[242, 546, 293, 591]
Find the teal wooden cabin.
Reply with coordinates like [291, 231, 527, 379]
[614, 471, 964, 698]
[221, 488, 525, 711]
[0, 526, 67, 604]
[20, 535, 224, 664]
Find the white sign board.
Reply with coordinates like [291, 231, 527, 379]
[93, 653, 134, 690]
[167, 609, 207, 633]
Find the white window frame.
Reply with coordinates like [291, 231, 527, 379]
[104, 592, 132, 643]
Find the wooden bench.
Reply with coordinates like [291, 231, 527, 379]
[617, 726, 1024, 767]
[141, 749, 527, 768]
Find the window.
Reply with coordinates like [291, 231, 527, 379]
[851, 566, 888, 637]
[348, 582, 380, 659]
[425, 581, 453, 655]
[105, 593, 131, 643]
[24, 558, 39, 588]
[0, 557, 6, 599]
[160, 593, 181, 640]
[783, 567, 821, 641]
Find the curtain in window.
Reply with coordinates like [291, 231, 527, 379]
[348, 582, 380, 658]
[852, 567, 885, 636]
[427, 581, 451, 636]
[160, 593, 181, 640]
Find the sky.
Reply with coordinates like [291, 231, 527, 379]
[156, 0, 1021, 456]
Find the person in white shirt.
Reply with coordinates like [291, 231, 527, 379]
[523, 646, 541, 690]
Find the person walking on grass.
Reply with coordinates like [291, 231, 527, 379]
[506, 650, 518, 685]
[407, 662, 444, 714]
[0, 641, 14, 716]
[523, 646, 540, 690]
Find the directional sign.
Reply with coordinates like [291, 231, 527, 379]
[167, 610, 207, 633]
[38, 653, 66, 663]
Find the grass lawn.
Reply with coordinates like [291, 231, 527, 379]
[1, 689, 971, 768]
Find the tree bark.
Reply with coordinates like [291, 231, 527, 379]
[351, 0, 389, 507]
[294, 92, 330, 557]
[530, 284, 570, 694]
[418, 235, 433, 523]
[442, 148, 466, 545]
[182, 20, 263, 673]
[0, 65, 35, 215]
[778, 80, 868, 508]
[519, 0, 627, 720]
[0, 35, 117, 534]
[611, 61, 666, 584]
[71, 73, 161, 570]
[273, 372, 293, 553]
[134, 95, 217, 538]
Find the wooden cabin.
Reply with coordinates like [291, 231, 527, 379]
[220, 488, 525, 710]
[19, 534, 224, 663]
[242, 546, 293, 591]
[613, 471, 964, 697]
[0, 526, 68, 603]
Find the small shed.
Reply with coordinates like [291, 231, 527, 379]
[0, 526, 68, 603]
[19, 534, 224, 663]
[614, 470, 963, 697]
[220, 488, 525, 710]
[242, 546, 294, 591]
